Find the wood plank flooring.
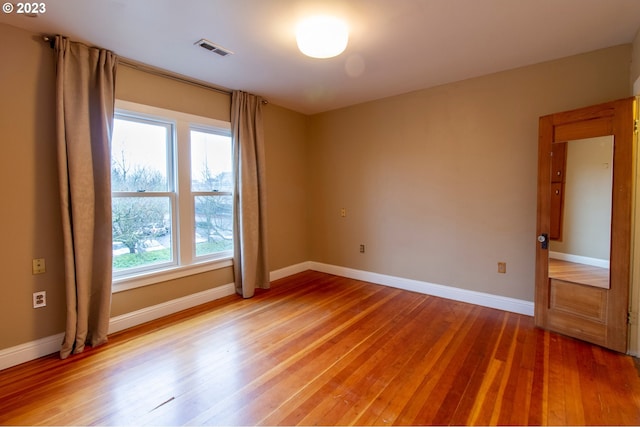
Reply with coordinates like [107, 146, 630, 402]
[1, 270, 639, 425]
[548, 258, 610, 289]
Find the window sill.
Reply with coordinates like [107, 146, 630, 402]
[112, 257, 233, 293]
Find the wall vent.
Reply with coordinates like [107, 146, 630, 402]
[194, 39, 233, 56]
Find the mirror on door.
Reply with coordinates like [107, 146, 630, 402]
[548, 135, 614, 290]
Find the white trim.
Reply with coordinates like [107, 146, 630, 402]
[0, 283, 235, 371]
[549, 251, 610, 269]
[111, 261, 314, 336]
[0, 333, 64, 371]
[109, 283, 235, 334]
[269, 261, 313, 282]
[113, 258, 233, 293]
[308, 262, 534, 316]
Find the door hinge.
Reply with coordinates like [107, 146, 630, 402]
[635, 119, 639, 134]
[629, 311, 638, 325]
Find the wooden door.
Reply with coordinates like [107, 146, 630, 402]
[535, 97, 635, 353]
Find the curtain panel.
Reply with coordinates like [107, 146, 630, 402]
[54, 36, 117, 359]
[231, 91, 270, 298]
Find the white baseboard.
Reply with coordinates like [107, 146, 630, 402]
[549, 251, 609, 269]
[108, 283, 235, 334]
[1, 261, 535, 371]
[0, 332, 65, 372]
[109, 261, 313, 338]
[0, 283, 235, 371]
[270, 261, 312, 282]
[309, 262, 534, 316]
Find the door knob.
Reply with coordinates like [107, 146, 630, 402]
[537, 233, 548, 249]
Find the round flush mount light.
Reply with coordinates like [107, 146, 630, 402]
[296, 16, 349, 59]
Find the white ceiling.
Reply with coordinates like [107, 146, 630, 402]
[2, 0, 640, 114]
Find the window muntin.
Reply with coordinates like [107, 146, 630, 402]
[111, 101, 232, 286]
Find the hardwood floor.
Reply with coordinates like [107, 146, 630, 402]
[1, 270, 640, 426]
[548, 258, 609, 289]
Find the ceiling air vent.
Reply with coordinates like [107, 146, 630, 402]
[194, 39, 233, 56]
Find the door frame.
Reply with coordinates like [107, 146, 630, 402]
[535, 97, 635, 353]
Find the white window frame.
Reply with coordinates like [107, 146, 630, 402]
[111, 113, 178, 276]
[112, 100, 233, 293]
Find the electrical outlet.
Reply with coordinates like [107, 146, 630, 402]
[340, 208, 346, 217]
[32, 258, 46, 275]
[33, 291, 46, 308]
[360, 244, 365, 253]
[497, 262, 507, 274]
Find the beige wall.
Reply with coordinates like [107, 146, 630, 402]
[308, 45, 631, 302]
[263, 105, 310, 271]
[0, 23, 65, 347]
[115, 65, 230, 121]
[0, 23, 309, 349]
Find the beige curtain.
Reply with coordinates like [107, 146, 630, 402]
[231, 91, 270, 298]
[54, 36, 117, 359]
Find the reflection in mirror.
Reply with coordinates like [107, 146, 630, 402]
[548, 136, 613, 290]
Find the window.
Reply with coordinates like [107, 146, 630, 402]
[191, 129, 234, 257]
[111, 115, 175, 273]
[111, 101, 233, 290]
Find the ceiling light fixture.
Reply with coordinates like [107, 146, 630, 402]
[296, 16, 349, 59]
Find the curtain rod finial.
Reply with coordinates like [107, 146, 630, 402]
[42, 35, 55, 48]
